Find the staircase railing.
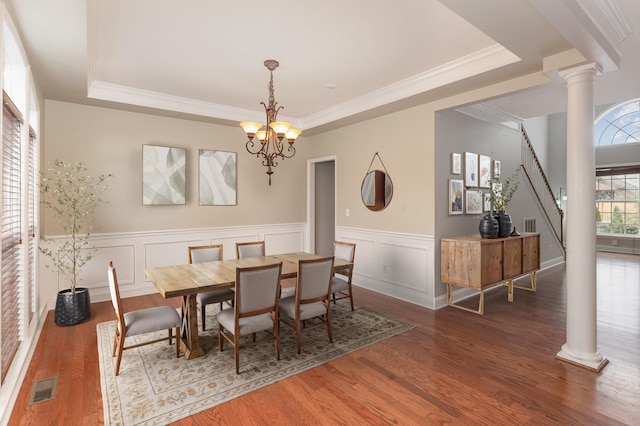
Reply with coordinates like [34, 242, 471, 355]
[520, 125, 565, 251]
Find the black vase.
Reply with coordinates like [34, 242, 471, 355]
[495, 211, 512, 238]
[54, 287, 91, 326]
[479, 213, 499, 239]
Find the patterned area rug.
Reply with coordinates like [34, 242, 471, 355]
[97, 301, 414, 425]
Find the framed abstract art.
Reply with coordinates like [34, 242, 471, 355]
[142, 145, 186, 205]
[199, 149, 237, 206]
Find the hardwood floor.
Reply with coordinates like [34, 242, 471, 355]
[8, 252, 640, 425]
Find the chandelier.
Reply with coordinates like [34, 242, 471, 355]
[240, 60, 301, 185]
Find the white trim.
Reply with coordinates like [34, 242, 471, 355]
[86, 45, 519, 131]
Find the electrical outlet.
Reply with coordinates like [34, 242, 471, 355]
[345, 208, 350, 217]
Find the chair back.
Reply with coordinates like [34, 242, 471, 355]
[235, 262, 282, 316]
[334, 241, 356, 276]
[236, 241, 265, 258]
[189, 244, 223, 263]
[298, 257, 334, 302]
[107, 261, 125, 329]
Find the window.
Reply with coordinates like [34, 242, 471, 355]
[1, 93, 23, 381]
[1, 9, 39, 388]
[594, 99, 640, 146]
[596, 174, 639, 236]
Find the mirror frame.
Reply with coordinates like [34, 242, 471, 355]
[361, 169, 393, 211]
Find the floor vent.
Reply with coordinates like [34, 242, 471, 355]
[523, 217, 537, 233]
[28, 376, 58, 405]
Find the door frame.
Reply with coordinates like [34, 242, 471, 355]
[306, 155, 337, 253]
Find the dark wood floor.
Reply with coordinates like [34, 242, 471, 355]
[8, 252, 640, 425]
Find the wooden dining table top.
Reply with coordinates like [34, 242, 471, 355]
[145, 252, 353, 299]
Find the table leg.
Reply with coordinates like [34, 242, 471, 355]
[507, 279, 514, 302]
[180, 294, 205, 359]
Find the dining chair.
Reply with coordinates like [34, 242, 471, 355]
[236, 241, 266, 258]
[188, 244, 235, 331]
[107, 261, 181, 376]
[331, 241, 356, 311]
[217, 262, 283, 374]
[279, 256, 335, 354]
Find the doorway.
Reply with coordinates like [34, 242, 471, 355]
[307, 157, 336, 256]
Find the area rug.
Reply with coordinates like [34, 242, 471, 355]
[97, 302, 414, 425]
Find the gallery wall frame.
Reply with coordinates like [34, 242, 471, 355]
[465, 190, 483, 214]
[448, 179, 464, 215]
[451, 153, 461, 175]
[199, 149, 237, 206]
[479, 154, 491, 188]
[464, 152, 478, 187]
[493, 160, 501, 179]
[142, 144, 186, 205]
[483, 192, 492, 212]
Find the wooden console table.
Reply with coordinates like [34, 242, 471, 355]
[440, 232, 540, 314]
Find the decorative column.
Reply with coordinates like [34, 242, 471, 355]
[556, 63, 608, 371]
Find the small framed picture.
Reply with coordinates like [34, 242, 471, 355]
[479, 155, 491, 188]
[448, 179, 464, 215]
[465, 190, 483, 215]
[451, 153, 461, 175]
[464, 152, 478, 187]
[483, 192, 492, 212]
[493, 160, 501, 179]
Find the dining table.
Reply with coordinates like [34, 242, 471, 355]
[145, 252, 354, 359]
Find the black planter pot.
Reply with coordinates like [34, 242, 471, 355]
[54, 287, 91, 326]
[495, 211, 512, 238]
[479, 213, 499, 239]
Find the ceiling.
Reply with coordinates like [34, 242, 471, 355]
[4, 0, 639, 134]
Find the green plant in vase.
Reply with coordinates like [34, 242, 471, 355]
[488, 169, 520, 237]
[40, 159, 112, 325]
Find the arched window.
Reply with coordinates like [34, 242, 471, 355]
[594, 98, 640, 146]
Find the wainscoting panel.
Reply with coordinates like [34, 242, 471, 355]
[39, 223, 306, 310]
[336, 227, 436, 309]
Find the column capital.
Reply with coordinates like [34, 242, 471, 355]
[558, 62, 601, 82]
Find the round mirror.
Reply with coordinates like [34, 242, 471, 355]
[361, 170, 393, 211]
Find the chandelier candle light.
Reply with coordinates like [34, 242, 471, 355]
[240, 60, 301, 185]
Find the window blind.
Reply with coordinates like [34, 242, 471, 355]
[1, 93, 23, 382]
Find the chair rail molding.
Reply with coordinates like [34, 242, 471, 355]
[38, 223, 306, 309]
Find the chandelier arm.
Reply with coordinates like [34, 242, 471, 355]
[279, 144, 296, 159]
[245, 140, 264, 155]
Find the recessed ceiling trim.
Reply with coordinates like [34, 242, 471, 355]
[301, 44, 520, 129]
[87, 80, 301, 126]
[88, 44, 519, 131]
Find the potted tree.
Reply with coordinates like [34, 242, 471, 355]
[489, 169, 520, 238]
[40, 160, 112, 326]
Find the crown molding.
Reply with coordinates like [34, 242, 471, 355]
[300, 44, 520, 130]
[87, 44, 519, 131]
[455, 103, 523, 130]
[528, 0, 631, 72]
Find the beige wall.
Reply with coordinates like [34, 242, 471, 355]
[43, 70, 552, 238]
[42, 100, 309, 235]
[307, 104, 436, 235]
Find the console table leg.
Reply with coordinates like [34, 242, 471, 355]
[507, 280, 514, 302]
[513, 271, 537, 292]
[446, 283, 485, 315]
